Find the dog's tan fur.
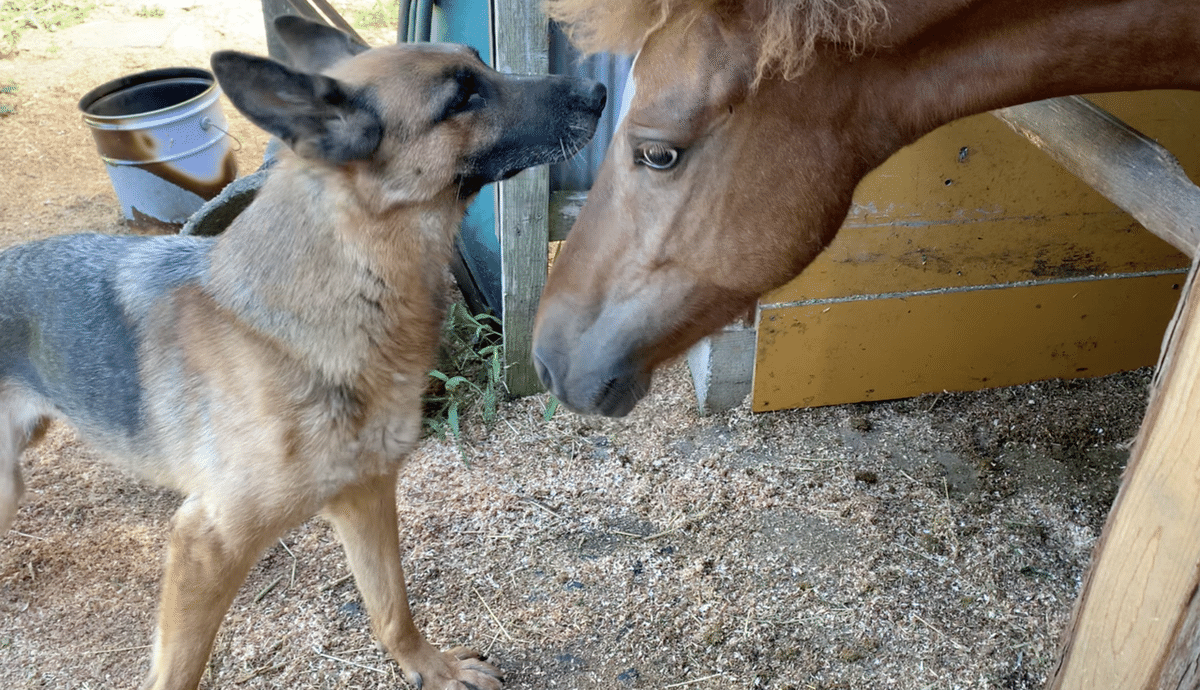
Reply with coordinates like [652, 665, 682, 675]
[0, 16, 603, 690]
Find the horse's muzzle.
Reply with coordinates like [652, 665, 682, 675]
[533, 334, 649, 418]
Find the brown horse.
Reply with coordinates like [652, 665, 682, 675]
[532, 0, 1200, 416]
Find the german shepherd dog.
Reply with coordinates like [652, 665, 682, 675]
[0, 16, 603, 690]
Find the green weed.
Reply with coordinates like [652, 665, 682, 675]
[424, 303, 505, 461]
[0, 81, 16, 116]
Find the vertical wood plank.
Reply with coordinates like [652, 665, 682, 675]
[1156, 580, 1200, 689]
[1048, 260, 1200, 689]
[686, 322, 756, 415]
[492, 0, 550, 396]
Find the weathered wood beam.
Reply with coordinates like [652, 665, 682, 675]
[994, 96, 1200, 258]
[260, 0, 367, 63]
[1047, 258, 1200, 689]
[494, 0, 550, 396]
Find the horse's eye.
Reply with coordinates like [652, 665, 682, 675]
[635, 142, 681, 170]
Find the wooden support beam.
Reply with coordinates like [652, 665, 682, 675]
[994, 96, 1200, 258]
[260, 0, 367, 63]
[1047, 258, 1200, 689]
[493, 0, 550, 396]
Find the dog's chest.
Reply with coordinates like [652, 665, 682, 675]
[299, 375, 424, 484]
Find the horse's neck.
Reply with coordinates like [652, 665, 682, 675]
[875, 0, 1200, 142]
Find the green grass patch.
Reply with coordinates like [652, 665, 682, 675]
[2, 0, 95, 54]
[350, 0, 400, 31]
[133, 4, 164, 19]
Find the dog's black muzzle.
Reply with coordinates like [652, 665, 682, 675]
[459, 75, 606, 195]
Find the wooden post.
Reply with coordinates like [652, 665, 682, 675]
[1048, 258, 1200, 689]
[492, 0, 550, 396]
[993, 96, 1200, 689]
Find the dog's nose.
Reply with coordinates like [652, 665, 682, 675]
[581, 81, 607, 113]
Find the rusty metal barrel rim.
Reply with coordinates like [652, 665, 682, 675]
[78, 67, 226, 165]
[78, 66, 238, 226]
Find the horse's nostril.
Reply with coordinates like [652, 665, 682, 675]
[598, 376, 619, 405]
[533, 348, 557, 393]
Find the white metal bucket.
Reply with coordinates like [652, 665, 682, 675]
[79, 67, 237, 227]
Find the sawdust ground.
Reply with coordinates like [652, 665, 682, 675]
[0, 2, 1152, 689]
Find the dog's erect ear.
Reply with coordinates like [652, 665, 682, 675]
[274, 15, 370, 73]
[211, 51, 382, 164]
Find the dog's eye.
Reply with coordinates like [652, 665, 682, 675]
[634, 142, 681, 170]
[442, 73, 485, 118]
[446, 88, 482, 115]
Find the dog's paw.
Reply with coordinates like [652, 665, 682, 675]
[404, 645, 502, 690]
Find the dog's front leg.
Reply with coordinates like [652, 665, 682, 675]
[323, 473, 503, 690]
[143, 496, 288, 690]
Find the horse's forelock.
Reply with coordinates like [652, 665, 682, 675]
[755, 0, 889, 82]
[545, 0, 889, 83]
[545, 0, 674, 55]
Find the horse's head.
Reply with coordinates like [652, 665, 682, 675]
[533, 10, 883, 416]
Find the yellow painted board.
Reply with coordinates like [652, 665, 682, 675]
[752, 273, 1185, 412]
[762, 91, 1200, 305]
[848, 92, 1200, 226]
[766, 213, 1188, 302]
[753, 91, 1199, 412]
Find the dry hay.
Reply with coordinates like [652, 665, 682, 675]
[1, 359, 1146, 689]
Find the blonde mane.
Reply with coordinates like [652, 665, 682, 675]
[545, 0, 889, 82]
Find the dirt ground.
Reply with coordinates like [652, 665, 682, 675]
[0, 2, 1157, 689]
